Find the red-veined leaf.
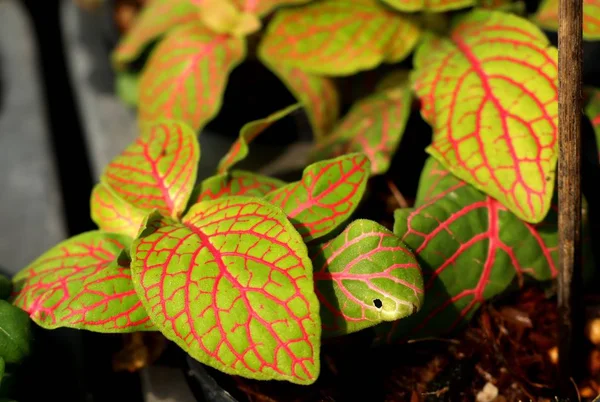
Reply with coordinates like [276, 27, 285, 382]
[533, 0, 600, 40]
[265, 153, 370, 242]
[131, 197, 320, 384]
[310, 73, 412, 175]
[231, 0, 314, 16]
[412, 9, 558, 224]
[381, 0, 475, 12]
[11, 232, 154, 332]
[217, 104, 301, 174]
[112, 0, 202, 68]
[310, 219, 423, 338]
[90, 183, 147, 238]
[190, 170, 285, 204]
[585, 88, 600, 157]
[258, 0, 421, 76]
[139, 23, 246, 131]
[261, 59, 339, 139]
[375, 157, 558, 342]
[101, 120, 199, 220]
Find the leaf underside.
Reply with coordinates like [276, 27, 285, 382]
[311, 219, 423, 338]
[412, 9, 558, 224]
[11, 232, 153, 332]
[217, 104, 301, 174]
[311, 74, 412, 176]
[266, 153, 371, 242]
[131, 196, 321, 384]
[261, 59, 339, 140]
[377, 158, 558, 343]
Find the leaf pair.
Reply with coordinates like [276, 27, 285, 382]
[376, 157, 562, 343]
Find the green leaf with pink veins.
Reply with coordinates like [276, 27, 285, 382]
[310, 219, 424, 338]
[265, 153, 371, 242]
[91, 120, 200, 237]
[374, 157, 560, 343]
[130, 196, 321, 384]
[411, 9, 559, 224]
[138, 23, 246, 131]
[11, 231, 155, 332]
[258, 0, 421, 76]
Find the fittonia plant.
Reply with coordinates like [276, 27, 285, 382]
[9, 116, 424, 384]
[8, 0, 600, 388]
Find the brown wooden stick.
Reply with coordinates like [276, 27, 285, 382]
[558, 0, 584, 393]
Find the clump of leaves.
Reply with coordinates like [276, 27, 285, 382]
[11, 0, 600, 390]
[9, 115, 424, 384]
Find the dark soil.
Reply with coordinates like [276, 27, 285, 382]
[192, 287, 600, 402]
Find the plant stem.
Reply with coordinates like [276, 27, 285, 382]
[558, 0, 584, 394]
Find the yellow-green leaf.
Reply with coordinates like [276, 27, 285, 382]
[139, 23, 246, 131]
[258, 0, 421, 76]
[412, 10, 558, 223]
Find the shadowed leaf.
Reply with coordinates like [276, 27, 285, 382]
[0, 301, 32, 364]
[310, 73, 412, 175]
[262, 60, 339, 139]
[310, 219, 423, 338]
[217, 104, 301, 173]
[376, 158, 558, 343]
[585, 88, 600, 157]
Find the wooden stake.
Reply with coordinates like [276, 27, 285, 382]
[558, 0, 584, 393]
